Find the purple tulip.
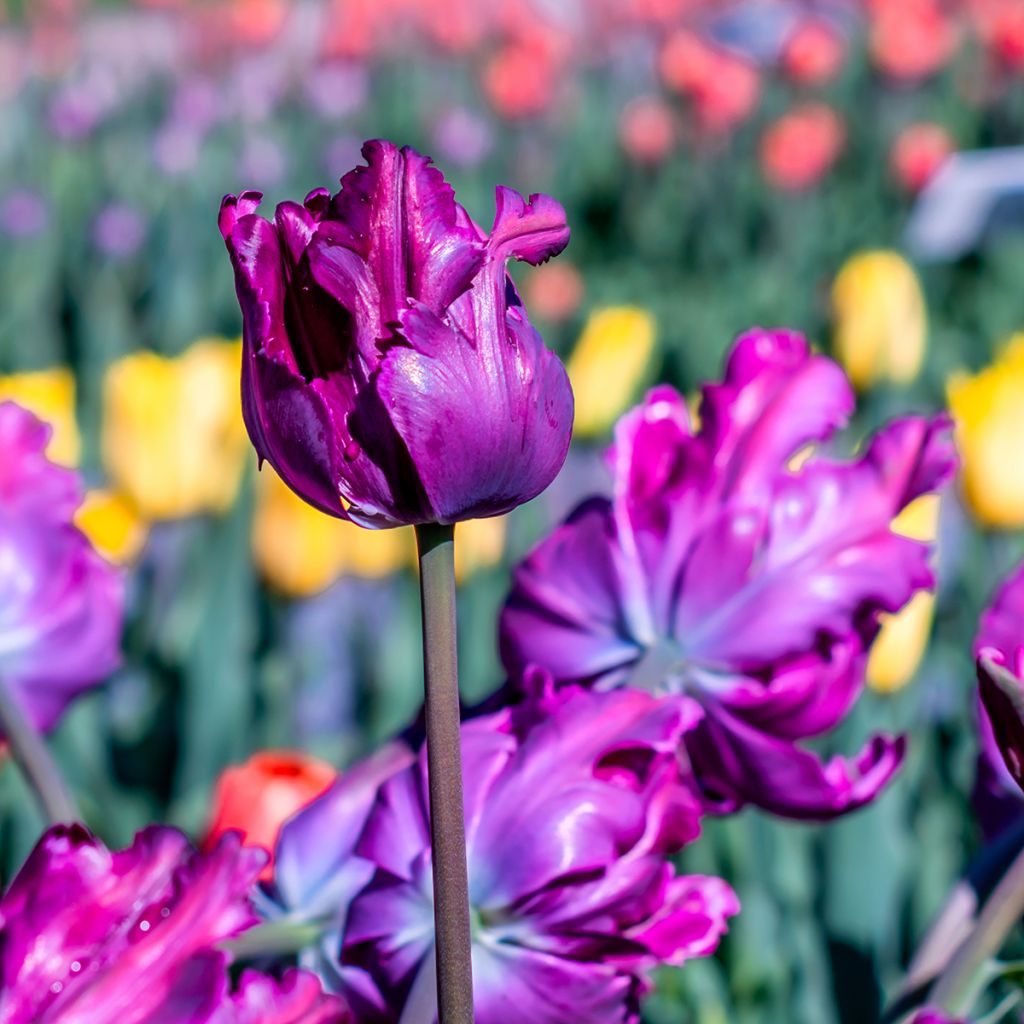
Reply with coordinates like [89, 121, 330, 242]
[976, 561, 1024, 798]
[500, 330, 956, 820]
[219, 139, 574, 528]
[0, 402, 123, 734]
[0, 824, 351, 1023]
[332, 685, 737, 1024]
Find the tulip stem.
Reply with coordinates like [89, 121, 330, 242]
[928, 839, 1024, 1016]
[0, 677, 78, 825]
[415, 522, 474, 1024]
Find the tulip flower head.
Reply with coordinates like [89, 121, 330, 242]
[568, 307, 657, 440]
[760, 104, 845, 191]
[948, 336, 1024, 529]
[867, 496, 940, 692]
[0, 367, 79, 465]
[0, 402, 123, 735]
[501, 330, 956, 819]
[220, 139, 574, 528]
[0, 824, 350, 1023]
[331, 686, 737, 1023]
[102, 339, 249, 520]
[891, 123, 954, 193]
[831, 250, 927, 392]
[204, 750, 338, 880]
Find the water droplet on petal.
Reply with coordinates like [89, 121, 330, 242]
[344, 441, 361, 461]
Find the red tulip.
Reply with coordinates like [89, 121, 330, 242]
[890, 122, 954, 192]
[204, 751, 338, 880]
[619, 94, 676, 163]
[869, 0, 958, 82]
[760, 103, 845, 191]
[659, 30, 759, 134]
[781, 19, 846, 86]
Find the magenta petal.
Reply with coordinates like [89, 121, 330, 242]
[487, 186, 571, 266]
[0, 826, 265, 1024]
[215, 969, 352, 1024]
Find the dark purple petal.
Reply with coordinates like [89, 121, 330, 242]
[379, 301, 573, 522]
[685, 705, 907, 820]
[978, 653, 1024, 792]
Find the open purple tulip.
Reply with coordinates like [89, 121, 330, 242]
[501, 330, 956, 820]
[219, 139, 574, 527]
[303, 685, 737, 1024]
[0, 824, 351, 1023]
[0, 402, 123, 735]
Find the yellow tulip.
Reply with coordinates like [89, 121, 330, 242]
[831, 250, 927, 391]
[454, 516, 506, 581]
[867, 494, 940, 693]
[568, 307, 656, 439]
[102, 340, 249, 520]
[252, 468, 409, 598]
[75, 489, 149, 565]
[948, 335, 1024, 529]
[0, 367, 80, 465]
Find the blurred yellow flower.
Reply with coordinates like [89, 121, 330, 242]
[568, 307, 656, 438]
[102, 340, 249, 520]
[0, 367, 80, 465]
[867, 495, 940, 693]
[454, 516, 507, 581]
[947, 335, 1024, 529]
[831, 250, 927, 391]
[75, 489, 149, 565]
[253, 468, 409, 598]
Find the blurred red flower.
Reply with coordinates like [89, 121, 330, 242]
[781, 18, 846, 85]
[891, 122, 954, 192]
[760, 103, 845, 190]
[991, 5, 1024, 70]
[483, 42, 556, 118]
[620, 94, 676, 163]
[524, 260, 585, 323]
[204, 751, 338, 880]
[869, 0, 959, 81]
[659, 29, 759, 133]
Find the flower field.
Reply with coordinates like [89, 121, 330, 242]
[1, 1, 1024, 1022]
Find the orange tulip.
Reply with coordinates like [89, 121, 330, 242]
[204, 751, 337, 879]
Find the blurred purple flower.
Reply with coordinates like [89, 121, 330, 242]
[220, 139, 574, 527]
[909, 1012, 967, 1024]
[432, 107, 494, 168]
[976, 561, 1024, 802]
[339, 686, 736, 1024]
[0, 823, 350, 1023]
[322, 135, 363, 178]
[152, 122, 203, 176]
[0, 403, 123, 735]
[0, 189, 50, 239]
[303, 61, 368, 120]
[92, 203, 147, 260]
[238, 135, 289, 189]
[501, 330, 956, 820]
[170, 77, 223, 134]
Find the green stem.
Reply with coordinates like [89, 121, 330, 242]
[929, 842, 1024, 1016]
[0, 677, 77, 824]
[415, 523, 474, 1024]
[222, 918, 325, 959]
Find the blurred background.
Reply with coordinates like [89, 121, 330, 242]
[1, 0, 1024, 1021]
